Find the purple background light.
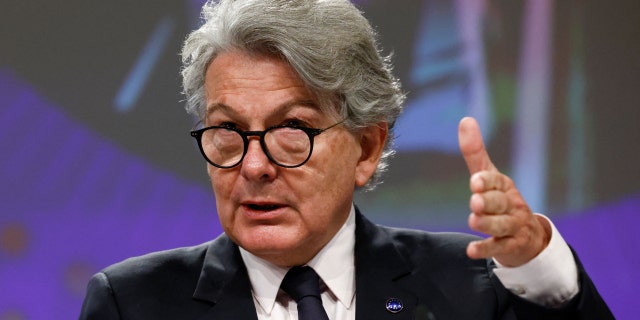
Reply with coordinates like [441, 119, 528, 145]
[0, 71, 220, 319]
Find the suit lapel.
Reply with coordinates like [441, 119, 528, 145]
[192, 234, 259, 320]
[354, 209, 439, 320]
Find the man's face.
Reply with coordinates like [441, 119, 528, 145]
[203, 50, 383, 267]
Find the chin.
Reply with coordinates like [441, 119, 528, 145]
[235, 225, 296, 248]
[242, 236, 297, 253]
[241, 234, 312, 263]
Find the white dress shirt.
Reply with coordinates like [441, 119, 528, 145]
[493, 215, 579, 307]
[239, 206, 578, 319]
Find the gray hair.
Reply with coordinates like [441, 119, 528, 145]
[181, 0, 405, 189]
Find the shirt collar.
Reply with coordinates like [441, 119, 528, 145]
[239, 205, 356, 315]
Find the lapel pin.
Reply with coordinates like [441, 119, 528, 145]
[386, 298, 403, 313]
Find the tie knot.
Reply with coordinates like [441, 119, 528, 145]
[280, 266, 322, 302]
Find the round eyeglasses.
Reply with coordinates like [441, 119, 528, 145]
[190, 120, 345, 168]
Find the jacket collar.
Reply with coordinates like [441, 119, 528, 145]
[192, 234, 259, 320]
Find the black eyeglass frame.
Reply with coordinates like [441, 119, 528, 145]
[190, 120, 345, 169]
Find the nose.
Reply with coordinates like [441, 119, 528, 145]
[240, 138, 277, 181]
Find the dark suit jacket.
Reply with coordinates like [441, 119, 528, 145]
[79, 210, 613, 319]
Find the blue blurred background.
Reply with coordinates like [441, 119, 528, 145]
[1, 0, 638, 318]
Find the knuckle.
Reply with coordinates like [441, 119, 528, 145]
[503, 175, 514, 188]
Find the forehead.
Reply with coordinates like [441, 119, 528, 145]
[203, 50, 344, 124]
[205, 51, 311, 107]
[207, 51, 301, 85]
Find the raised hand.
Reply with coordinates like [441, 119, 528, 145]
[458, 117, 551, 267]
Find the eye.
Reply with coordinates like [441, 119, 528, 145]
[281, 119, 308, 128]
[217, 121, 238, 129]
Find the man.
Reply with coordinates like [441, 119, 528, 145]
[80, 0, 613, 319]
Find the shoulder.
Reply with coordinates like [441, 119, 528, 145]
[378, 224, 486, 268]
[357, 212, 491, 275]
[80, 240, 218, 318]
[91, 239, 224, 305]
[102, 240, 211, 281]
[355, 207, 479, 253]
[358, 208, 481, 259]
[383, 225, 479, 254]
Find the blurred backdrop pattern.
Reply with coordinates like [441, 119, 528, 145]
[0, 0, 638, 319]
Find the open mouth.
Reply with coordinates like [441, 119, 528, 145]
[246, 203, 283, 211]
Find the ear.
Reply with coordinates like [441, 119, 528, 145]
[354, 122, 388, 187]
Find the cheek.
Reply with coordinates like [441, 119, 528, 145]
[210, 171, 238, 235]
[324, 133, 361, 177]
[208, 165, 231, 188]
[208, 167, 235, 210]
[300, 134, 360, 198]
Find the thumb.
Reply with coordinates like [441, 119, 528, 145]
[458, 117, 496, 174]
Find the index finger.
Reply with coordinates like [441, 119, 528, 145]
[458, 117, 496, 174]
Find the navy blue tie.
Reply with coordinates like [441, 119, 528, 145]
[280, 266, 330, 320]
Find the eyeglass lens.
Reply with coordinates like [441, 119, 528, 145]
[200, 127, 312, 167]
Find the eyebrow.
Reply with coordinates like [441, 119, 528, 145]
[205, 99, 320, 118]
[205, 102, 235, 118]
